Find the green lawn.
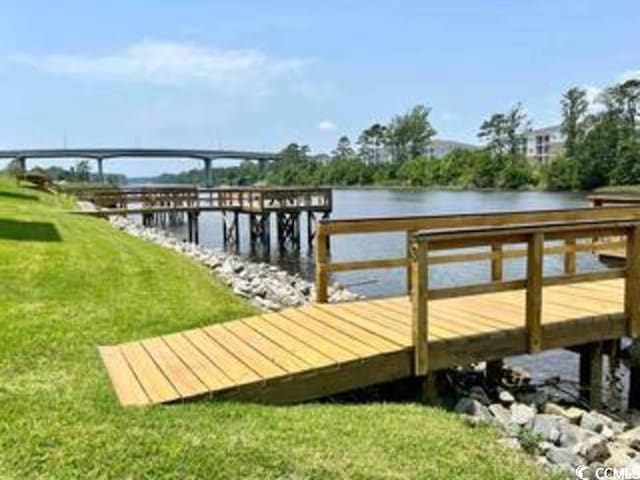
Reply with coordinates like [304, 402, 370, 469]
[0, 178, 546, 479]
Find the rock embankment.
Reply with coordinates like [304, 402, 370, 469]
[108, 216, 359, 311]
[453, 364, 640, 477]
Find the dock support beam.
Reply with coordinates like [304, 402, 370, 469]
[203, 158, 212, 187]
[579, 342, 603, 409]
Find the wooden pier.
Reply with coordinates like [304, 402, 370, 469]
[99, 206, 640, 409]
[589, 193, 640, 263]
[74, 186, 332, 253]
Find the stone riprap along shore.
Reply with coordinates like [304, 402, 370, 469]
[454, 365, 640, 478]
[108, 216, 359, 311]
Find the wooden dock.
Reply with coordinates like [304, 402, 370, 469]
[100, 279, 626, 406]
[72, 185, 332, 252]
[99, 206, 640, 409]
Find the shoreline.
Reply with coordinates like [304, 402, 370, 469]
[108, 215, 359, 311]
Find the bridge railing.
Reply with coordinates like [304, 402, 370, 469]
[314, 206, 640, 303]
[407, 218, 640, 375]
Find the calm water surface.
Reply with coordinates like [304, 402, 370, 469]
[166, 189, 626, 405]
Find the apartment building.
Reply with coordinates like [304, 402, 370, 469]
[524, 125, 565, 164]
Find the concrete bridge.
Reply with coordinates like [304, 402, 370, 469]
[0, 148, 280, 186]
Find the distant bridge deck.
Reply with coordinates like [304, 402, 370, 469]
[99, 207, 640, 408]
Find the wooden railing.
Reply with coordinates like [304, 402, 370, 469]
[202, 187, 333, 212]
[589, 193, 640, 207]
[407, 218, 640, 375]
[74, 186, 332, 213]
[314, 206, 640, 302]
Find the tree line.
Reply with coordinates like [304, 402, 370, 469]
[157, 78, 638, 191]
[2, 159, 125, 185]
[7, 78, 637, 191]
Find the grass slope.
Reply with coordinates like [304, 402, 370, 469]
[0, 179, 546, 479]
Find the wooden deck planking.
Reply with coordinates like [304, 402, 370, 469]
[98, 346, 150, 406]
[119, 341, 180, 403]
[99, 279, 628, 406]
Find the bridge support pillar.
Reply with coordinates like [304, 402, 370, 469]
[17, 156, 26, 172]
[579, 342, 603, 409]
[97, 157, 105, 183]
[203, 158, 212, 187]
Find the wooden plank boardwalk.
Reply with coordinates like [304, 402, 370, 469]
[100, 279, 625, 406]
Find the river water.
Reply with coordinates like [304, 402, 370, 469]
[166, 189, 627, 407]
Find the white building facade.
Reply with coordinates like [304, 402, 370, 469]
[524, 125, 565, 164]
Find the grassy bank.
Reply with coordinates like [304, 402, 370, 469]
[0, 178, 546, 479]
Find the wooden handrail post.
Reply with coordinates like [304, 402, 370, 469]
[406, 229, 416, 294]
[564, 238, 577, 275]
[491, 243, 503, 281]
[410, 239, 429, 375]
[315, 222, 329, 303]
[626, 225, 640, 337]
[526, 232, 544, 353]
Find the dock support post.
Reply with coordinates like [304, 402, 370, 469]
[486, 359, 504, 385]
[626, 225, 640, 338]
[526, 233, 544, 353]
[277, 212, 300, 252]
[410, 240, 429, 376]
[187, 212, 200, 244]
[222, 211, 240, 252]
[307, 212, 316, 251]
[630, 366, 640, 411]
[249, 213, 270, 255]
[315, 222, 329, 303]
[421, 373, 440, 405]
[194, 212, 199, 245]
[322, 212, 331, 255]
[579, 342, 603, 410]
[627, 339, 640, 411]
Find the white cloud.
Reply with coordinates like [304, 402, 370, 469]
[583, 85, 602, 104]
[620, 70, 640, 82]
[4, 40, 311, 95]
[317, 120, 336, 132]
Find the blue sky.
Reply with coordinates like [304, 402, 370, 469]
[0, 0, 638, 176]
